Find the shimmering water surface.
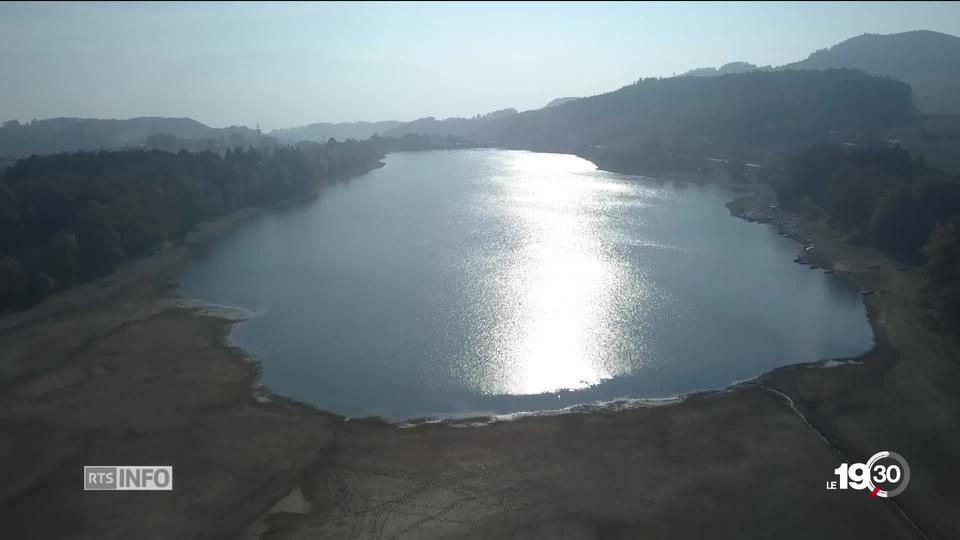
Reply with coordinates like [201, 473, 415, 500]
[178, 150, 873, 419]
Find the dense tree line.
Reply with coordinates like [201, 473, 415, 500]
[773, 144, 960, 326]
[585, 145, 755, 181]
[923, 223, 960, 329]
[368, 133, 480, 152]
[0, 140, 383, 310]
[0, 117, 274, 160]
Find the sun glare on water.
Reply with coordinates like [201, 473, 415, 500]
[472, 152, 646, 395]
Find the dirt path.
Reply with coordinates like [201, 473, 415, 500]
[728, 183, 960, 539]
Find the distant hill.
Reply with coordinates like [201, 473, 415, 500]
[271, 121, 403, 143]
[375, 69, 913, 164]
[781, 30, 960, 113]
[511, 69, 912, 153]
[3, 31, 944, 161]
[681, 62, 770, 77]
[381, 108, 519, 141]
[688, 31, 960, 114]
[0, 117, 272, 159]
[544, 97, 581, 108]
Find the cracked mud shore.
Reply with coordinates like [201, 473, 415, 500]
[2, 182, 959, 539]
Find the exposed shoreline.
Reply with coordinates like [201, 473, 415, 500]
[1, 158, 958, 538]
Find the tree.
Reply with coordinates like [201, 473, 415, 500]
[146, 133, 179, 152]
[76, 206, 125, 279]
[48, 230, 79, 288]
[869, 185, 917, 258]
[924, 223, 960, 285]
[923, 222, 960, 327]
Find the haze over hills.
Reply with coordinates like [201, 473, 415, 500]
[544, 97, 582, 108]
[681, 62, 771, 77]
[0, 117, 271, 160]
[2, 30, 956, 160]
[377, 69, 912, 165]
[271, 121, 403, 144]
[276, 99, 584, 144]
[380, 108, 520, 140]
[376, 30, 960, 147]
[783, 30, 960, 114]
[680, 30, 960, 114]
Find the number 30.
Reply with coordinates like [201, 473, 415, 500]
[873, 464, 901, 483]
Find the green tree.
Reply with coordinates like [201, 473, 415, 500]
[77, 207, 125, 279]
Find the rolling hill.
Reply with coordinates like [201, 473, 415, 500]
[684, 30, 960, 114]
[271, 121, 403, 143]
[380, 69, 913, 166]
[783, 30, 960, 114]
[0, 117, 271, 159]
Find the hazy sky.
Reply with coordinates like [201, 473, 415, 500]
[2, 1, 960, 130]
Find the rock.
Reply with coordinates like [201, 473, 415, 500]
[809, 265, 819, 270]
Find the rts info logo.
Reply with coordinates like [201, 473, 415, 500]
[827, 451, 910, 498]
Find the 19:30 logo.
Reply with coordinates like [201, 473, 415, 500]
[827, 451, 911, 498]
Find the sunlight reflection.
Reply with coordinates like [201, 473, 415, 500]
[481, 152, 639, 395]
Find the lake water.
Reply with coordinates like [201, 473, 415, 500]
[178, 149, 874, 419]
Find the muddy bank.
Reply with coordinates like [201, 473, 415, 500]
[726, 181, 960, 539]
[2, 176, 959, 538]
[0, 160, 385, 383]
[0, 301, 920, 540]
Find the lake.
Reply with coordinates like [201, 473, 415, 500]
[178, 149, 873, 419]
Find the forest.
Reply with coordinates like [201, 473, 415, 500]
[773, 144, 960, 326]
[376, 69, 915, 163]
[0, 117, 274, 160]
[0, 140, 384, 310]
[505, 70, 910, 155]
